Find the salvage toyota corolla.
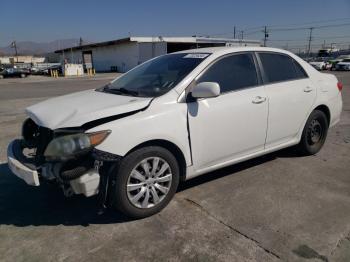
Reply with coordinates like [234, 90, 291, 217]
[7, 47, 343, 218]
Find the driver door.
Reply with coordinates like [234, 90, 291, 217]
[187, 53, 268, 172]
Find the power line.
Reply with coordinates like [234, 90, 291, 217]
[242, 17, 350, 33]
[275, 41, 350, 48]
[265, 17, 350, 28]
[267, 39, 308, 42]
[197, 20, 350, 45]
[313, 35, 350, 40]
[244, 30, 263, 36]
[270, 22, 350, 32]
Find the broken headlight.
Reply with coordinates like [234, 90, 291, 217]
[44, 130, 111, 160]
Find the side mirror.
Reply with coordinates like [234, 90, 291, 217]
[191, 82, 220, 99]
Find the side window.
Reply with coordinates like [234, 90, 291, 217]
[259, 53, 306, 83]
[197, 53, 258, 93]
[293, 60, 308, 79]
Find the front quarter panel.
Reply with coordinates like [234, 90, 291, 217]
[88, 93, 192, 166]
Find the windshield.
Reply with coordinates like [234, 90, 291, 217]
[102, 53, 210, 97]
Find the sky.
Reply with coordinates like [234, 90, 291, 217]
[1, 0, 350, 51]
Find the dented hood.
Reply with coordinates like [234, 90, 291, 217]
[26, 89, 152, 129]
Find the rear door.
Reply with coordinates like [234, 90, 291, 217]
[257, 52, 316, 148]
[188, 52, 268, 171]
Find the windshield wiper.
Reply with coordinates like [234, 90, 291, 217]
[116, 88, 139, 96]
[103, 86, 139, 96]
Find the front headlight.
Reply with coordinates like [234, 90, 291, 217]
[44, 130, 111, 160]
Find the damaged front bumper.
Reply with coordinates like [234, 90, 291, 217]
[6, 139, 115, 198]
[7, 139, 40, 186]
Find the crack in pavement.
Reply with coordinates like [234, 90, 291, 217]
[330, 232, 350, 256]
[184, 198, 281, 260]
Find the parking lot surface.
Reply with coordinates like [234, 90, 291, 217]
[0, 72, 349, 261]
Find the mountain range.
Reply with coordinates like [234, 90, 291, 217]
[0, 39, 81, 56]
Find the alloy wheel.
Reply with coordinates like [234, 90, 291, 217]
[126, 157, 172, 209]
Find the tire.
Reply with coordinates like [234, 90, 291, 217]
[20, 73, 26, 78]
[111, 146, 180, 219]
[297, 110, 328, 155]
[0, 75, 4, 79]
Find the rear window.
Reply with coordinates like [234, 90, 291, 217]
[259, 53, 307, 84]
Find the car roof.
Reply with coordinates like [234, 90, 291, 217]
[175, 46, 294, 56]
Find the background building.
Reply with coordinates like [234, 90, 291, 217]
[0, 55, 45, 65]
[55, 36, 261, 73]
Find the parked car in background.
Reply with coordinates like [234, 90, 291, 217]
[7, 47, 343, 218]
[309, 58, 327, 70]
[335, 58, 350, 71]
[30, 65, 62, 75]
[328, 55, 350, 70]
[45, 65, 63, 75]
[0, 66, 31, 79]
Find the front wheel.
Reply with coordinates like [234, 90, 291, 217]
[111, 146, 180, 219]
[297, 110, 328, 155]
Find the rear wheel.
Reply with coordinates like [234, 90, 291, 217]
[20, 73, 26, 78]
[111, 146, 179, 219]
[297, 110, 328, 155]
[0, 75, 4, 79]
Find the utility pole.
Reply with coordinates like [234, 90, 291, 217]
[263, 26, 269, 47]
[307, 27, 314, 56]
[233, 26, 236, 39]
[285, 42, 289, 51]
[70, 47, 73, 64]
[240, 30, 244, 40]
[11, 41, 18, 63]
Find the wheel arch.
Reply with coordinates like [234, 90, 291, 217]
[126, 139, 187, 181]
[313, 104, 331, 126]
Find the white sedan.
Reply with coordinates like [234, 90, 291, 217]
[7, 47, 343, 218]
[309, 59, 327, 70]
[336, 58, 350, 71]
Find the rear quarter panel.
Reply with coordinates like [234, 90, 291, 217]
[314, 72, 343, 127]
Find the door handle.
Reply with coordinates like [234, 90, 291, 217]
[303, 86, 313, 93]
[252, 96, 267, 104]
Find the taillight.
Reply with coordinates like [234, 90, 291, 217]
[337, 82, 343, 92]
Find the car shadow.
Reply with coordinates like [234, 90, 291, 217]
[0, 147, 302, 227]
[0, 163, 130, 227]
[178, 146, 302, 191]
[179, 155, 270, 192]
